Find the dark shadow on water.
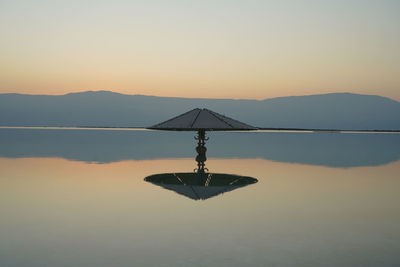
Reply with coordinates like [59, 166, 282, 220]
[1, 128, 400, 167]
[145, 172, 258, 200]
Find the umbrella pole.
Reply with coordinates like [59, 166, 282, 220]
[195, 130, 208, 177]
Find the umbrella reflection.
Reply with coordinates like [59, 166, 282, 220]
[145, 127, 258, 200]
[145, 172, 257, 200]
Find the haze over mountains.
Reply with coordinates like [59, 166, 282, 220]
[1, 91, 399, 130]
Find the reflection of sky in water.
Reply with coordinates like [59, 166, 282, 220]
[0, 129, 400, 266]
[0, 157, 399, 266]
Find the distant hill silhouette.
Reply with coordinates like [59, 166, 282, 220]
[0, 91, 399, 130]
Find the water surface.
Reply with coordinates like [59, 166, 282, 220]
[0, 129, 399, 266]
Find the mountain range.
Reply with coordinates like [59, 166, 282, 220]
[0, 91, 399, 130]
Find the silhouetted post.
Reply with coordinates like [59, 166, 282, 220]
[195, 130, 207, 174]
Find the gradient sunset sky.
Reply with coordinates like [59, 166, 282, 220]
[0, 0, 399, 100]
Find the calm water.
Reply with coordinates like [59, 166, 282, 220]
[1, 128, 400, 267]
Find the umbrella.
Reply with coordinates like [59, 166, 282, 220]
[147, 108, 258, 173]
[148, 108, 257, 131]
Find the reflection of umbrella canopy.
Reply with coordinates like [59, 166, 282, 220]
[145, 172, 258, 200]
[148, 108, 257, 131]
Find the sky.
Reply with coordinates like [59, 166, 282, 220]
[0, 0, 399, 100]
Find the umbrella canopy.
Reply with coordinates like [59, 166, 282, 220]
[145, 172, 258, 200]
[147, 108, 257, 131]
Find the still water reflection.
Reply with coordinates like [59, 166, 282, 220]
[0, 129, 399, 266]
[145, 172, 258, 200]
[1, 128, 399, 167]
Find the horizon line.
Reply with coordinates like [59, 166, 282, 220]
[0, 90, 395, 102]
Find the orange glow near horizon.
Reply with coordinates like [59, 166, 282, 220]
[1, 87, 399, 101]
[2, 156, 400, 178]
[1, 157, 400, 208]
